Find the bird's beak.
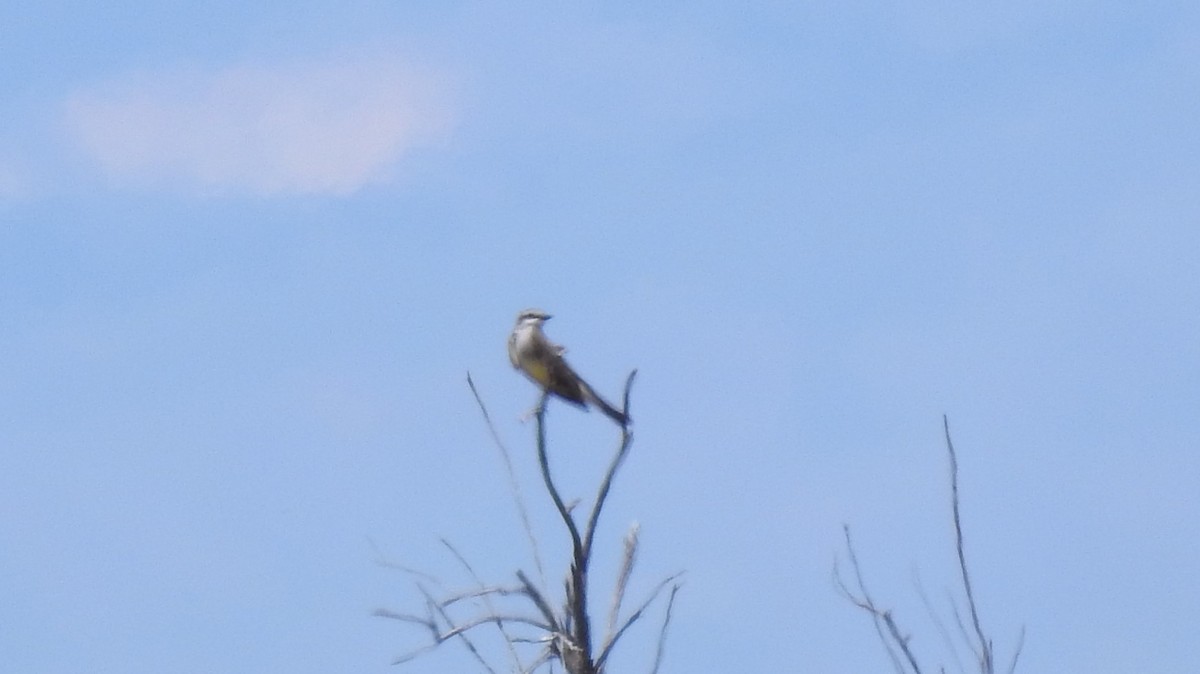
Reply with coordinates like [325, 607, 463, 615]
[542, 314, 553, 320]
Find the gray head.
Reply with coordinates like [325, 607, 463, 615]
[515, 308, 552, 326]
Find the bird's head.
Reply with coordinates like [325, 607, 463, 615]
[515, 308, 552, 327]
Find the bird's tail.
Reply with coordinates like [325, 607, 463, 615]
[582, 382, 630, 427]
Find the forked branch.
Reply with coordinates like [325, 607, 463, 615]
[380, 370, 679, 674]
[837, 417, 1024, 674]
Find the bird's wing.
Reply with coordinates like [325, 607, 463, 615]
[543, 356, 588, 407]
[507, 331, 521, 368]
[524, 334, 587, 407]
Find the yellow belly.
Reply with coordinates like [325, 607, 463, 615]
[522, 358, 552, 387]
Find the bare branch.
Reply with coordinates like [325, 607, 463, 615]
[532, 392, 593, 672]
[517, 569, 561, 632]
[649, 583, 681, 674]
[1006, 626, 1025, 674]
[620, 371, 637, 420]
[606, 523, 640, 646]
[836, 526, 922, 674]
[382, 369, 668, 673]
[914, 571, 966, 674]
[368, 537, 442, 585]
[468, 372, 546, 584]
[834, 560, 903, 673]
[431, 613, 555, 640]
[375, 606, 553, 645]
[583, 370, 638, 558]
[596, 572, 684, 669]
[387, 641, 439, 666]
[838, 417, 1022, 674]
[436, 582, 535, 609]
[944, 416, 992, 672]
[422, 584, 501, 674]
[376, 553, 556, 670]
[373, 608, 436, 627]
[534, 392, 585, 558]
[565, 369, 638, 673]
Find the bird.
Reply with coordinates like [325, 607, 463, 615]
[508, 309, 629, 426]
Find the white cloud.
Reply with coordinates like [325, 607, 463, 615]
[63, 52, 454, 196]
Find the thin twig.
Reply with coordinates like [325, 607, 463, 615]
[387, 640, 439, 666]
[944, 416, 992, 672]
[534, 392, 584, 556]
[517, 569, 561, 632]
[948, 598, 976, 664]
[606, 523, 640, 647]
[649, 583, 681, 674]
[367, 537, 443, 585]
[836, 526, 922, 674]
[437, 583, 529, 607]
[374, 607, 553, 638]
[442, 538, 525, 671]
[583, 370, 638, 558]
[468, 372, 546, 584]
[914, 570, 966, 674]
[420, 584, 501, 674]
[1006, 626, 1025, 674]
[372, 608, 434, 626]
[834, 563, 905, 673]
[596, 572, 684, 668]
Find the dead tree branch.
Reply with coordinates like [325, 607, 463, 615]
[649, 582, 682, 674]
[945, 416, 991, 672]
[834, 526, 922, 674]
[595, 572, 685, 670]
[837, 416, 1025, 674]
[468, 373, 545, 585]
[605, 523, 640, 646]
[380, 369, 679, 673]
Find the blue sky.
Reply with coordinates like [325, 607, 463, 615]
[2, 2, 1198, 672]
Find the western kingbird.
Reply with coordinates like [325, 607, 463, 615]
[508, 309, 629, 426]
